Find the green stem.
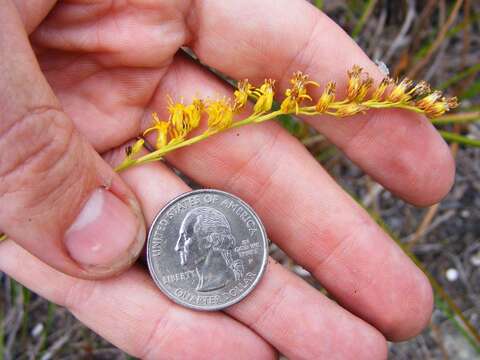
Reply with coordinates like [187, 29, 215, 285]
[432, 111, 480, 125]
[439, 131, 480, 147]
[116, 110, 284, 172]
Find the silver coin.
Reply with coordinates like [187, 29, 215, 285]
[147, 189, 269, 311]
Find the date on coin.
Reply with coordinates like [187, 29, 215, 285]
[147, 189, 269, 311]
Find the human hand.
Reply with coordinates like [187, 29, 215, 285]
[0, 1, 455, 359]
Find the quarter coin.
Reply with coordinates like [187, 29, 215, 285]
[147, 189, 269, 311]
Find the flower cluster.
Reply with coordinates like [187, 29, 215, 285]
[116, 66, 458, 172]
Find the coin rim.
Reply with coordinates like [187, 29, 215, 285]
[147, 189, 269, 311]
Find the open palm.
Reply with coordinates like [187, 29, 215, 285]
[0, 0, 455, 358]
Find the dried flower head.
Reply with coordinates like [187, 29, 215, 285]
[416, 92, 458, 118]
[410, 81, 432, 99]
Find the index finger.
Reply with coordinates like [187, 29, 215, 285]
[186, 0, 454, 206]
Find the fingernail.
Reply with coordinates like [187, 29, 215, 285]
[65, 188, 145, 275]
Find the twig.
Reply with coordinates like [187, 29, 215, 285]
[383, 0, 417, 64]
[407, 0, 464, 78]
[405, 203, 440, 250]
[404, 208, 456, 246]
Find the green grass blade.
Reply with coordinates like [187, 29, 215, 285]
[439, 131, 480, 147]
[461, 78, 480, 100]
[352, 0, 378, 38]
[313, 0, 324, 10]
[438, 63, 480, 90]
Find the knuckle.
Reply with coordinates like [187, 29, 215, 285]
[0, 106, 87, 212]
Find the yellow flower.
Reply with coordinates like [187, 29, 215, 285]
[144, 112, 170, 149]
[315, 82, 336, 113]
[388, 78, 414, 103]
[206, 99, 234, 130]
[184, 98, 204, 129]
[371, 77, 393, 101]
[346, 66, 373, 101]
[280, 72, 319, 113]
[346, 65, 362, 100]
[356, 77, 373, 102]
[234, 80, 254, 112]
[167, 102, 188, 139]
[253, 79, 275, 114]
[415, 91, 442, 110]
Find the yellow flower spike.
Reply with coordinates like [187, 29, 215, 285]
[281, 72, 319, 114]
[388, 78, 414, 103]
[371, 77, 393, 101]
[253, 79, 275, 114]
[206, 99, 234, 130]
[116, 65, 460, 174]
[315, 81, 336, 113]
[234, 80, 254, 112]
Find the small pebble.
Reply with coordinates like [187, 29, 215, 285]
[470, 252, 480, 267]
[293, 265, 311, 277]
[445, 268, 459, 282]
[31, 323, 44, 338]
[374, 60, 390, 76]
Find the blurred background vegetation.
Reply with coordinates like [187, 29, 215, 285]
[1, 0, 479, 359]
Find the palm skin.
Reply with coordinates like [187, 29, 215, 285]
[0, 0, 455, 359]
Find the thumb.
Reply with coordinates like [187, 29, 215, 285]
[0, 1, 146, 279]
